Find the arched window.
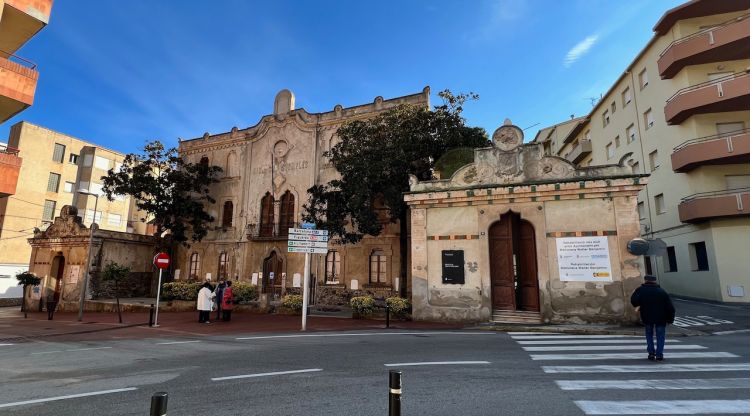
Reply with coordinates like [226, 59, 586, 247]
[226, 152, 237, 177]
[222, 201, 233, 227]
[369, 250, 386, 284]
[259, 192, 274, 237]
[279, 190, 295, 237]
[325, 250, 341, 284]
[218, 252, 229, 279]
[199, 156, 209, 167]
[189, 252, 201, 279]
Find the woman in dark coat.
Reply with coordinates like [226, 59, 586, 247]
[630, 275, 676, 361]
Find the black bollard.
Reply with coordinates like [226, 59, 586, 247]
[389, 370, 401, 416]
[47, 301, 56, 320]
[150, 392, 168, 416]
[149, 304, 155, 327]
[385, 305, 390, 329]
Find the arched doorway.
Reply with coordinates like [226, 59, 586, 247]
[262, 251, 283, 296]
[488, 211, 539, 312]
[50, 254, 65, 303]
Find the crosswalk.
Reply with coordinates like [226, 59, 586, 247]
[509, 332, 750, 415]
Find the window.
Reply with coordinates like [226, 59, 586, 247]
[259, 192, 274, 237]
[644, 255, 653, 275]
[689, 242, 709, 271]
[85, 209, 102, 224]
[649, 150, 659, 172]
[644, 109, 654, 129]
[325, 250, 341, 283]
[189, 253, 201, 279]
[225, 152, 237, 177]
[585, 130, 591, 141]
[64, 181, 74, 193]
[638, 68, 649, 89]
[279, 191, 295, 236]
[717, 122, 745, 137]
[108, 213, 122, 226]
[725, 175, 750, 190]
[627, 124, 637, 143]
[42, 200, 56, 221]
[199, 156, 209, 168]
[222, 201, 234, 227]
[622, 87, 632, 106]
[655, 193, 666, 214]
[665, 247, 678, 272]
[69, 154, 79, 165]
[638, 201, 645, 219]
[614, 135, 621, 148]
[47, 173, 61, 193]
[631, 161, 640, 173]
[52, 143, 65, 163]
[218, 252, 229, 279]
[606, 143, 614, 159]
[94, 156, 110, 170]
[82, 154, 93, 167]
[90, 182, 104, 196]
[602, 110, 610, 127]
[369, 250, 387, 284]
[611, 101, 616, 114]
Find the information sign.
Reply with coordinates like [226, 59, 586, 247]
[441, 250, 465, 284]
[288, 240, 329, 248]
[289, 228, 329, 236]
[556, 236, 613, 282]
[288, 247, 328, 254]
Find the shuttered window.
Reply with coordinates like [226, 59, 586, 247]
[47, 173, 61, 192]
[52, 144, 65, 163]
[42, 200, 56, 221]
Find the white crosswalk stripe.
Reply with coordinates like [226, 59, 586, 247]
[510, 332, 747, 415]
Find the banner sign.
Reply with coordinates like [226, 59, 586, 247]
[556, 236, 613, 282]
[441, 250, 465, 284]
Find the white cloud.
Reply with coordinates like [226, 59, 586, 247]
[563, 35, 599, 68]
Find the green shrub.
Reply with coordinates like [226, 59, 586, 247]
[162, 281, 201, 301]
[282, 294, 303, 311]
[350, 295, 375, 316]
[386, 297, 410, 316]
[232, 282, 259, 304]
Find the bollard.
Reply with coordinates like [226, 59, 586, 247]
[149, 304, 155, 327]
[385, 305, 390, 329]
[388, 370, 401, 416]
[150, 392, 168, 416]
[47, 301, 57, 321]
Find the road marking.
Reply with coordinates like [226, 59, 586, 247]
[673, 315, 734, 327]
[524, 344, 706, 352]
[543, 363, 750, 373]
[0, 387, 137, 409]
[507, 332, 563, 335]
[575, 399, 750, 414]
[714, 329, 750, 335]
[384, 361, 490, 367]
[517, 339, 677, 345]
[155, 340, 202, 345]
[31, 346, 113, 355]
[558, 378, 750, 390]
[211, 368, 322, 381]
[236, 332, 496, 340]
[511, 335, 639, 340]
[531, 351, 738, 360]
[0, 343, 13, 346]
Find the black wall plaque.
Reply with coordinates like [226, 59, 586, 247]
[441, 250, 465, 284]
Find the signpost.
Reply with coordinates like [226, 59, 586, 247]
[288, 223, 328, 330]
[152, 252, 170, 327]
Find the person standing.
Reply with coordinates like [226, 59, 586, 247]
[222, 280, 234, 322]
[630, 275, 675, 361]
[214, 279, 226, 321]
[197, 281, 214, 324]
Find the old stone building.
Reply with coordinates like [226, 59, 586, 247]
[175, 88, 430, 299]
[405, 120, 647, 324]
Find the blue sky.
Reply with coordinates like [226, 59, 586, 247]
[3, 0, 684, 153]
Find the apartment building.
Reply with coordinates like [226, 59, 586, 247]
[0, 122, 141, 297]
[534, 0, 750, 303]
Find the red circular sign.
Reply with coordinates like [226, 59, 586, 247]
[153, 252, 171, 269]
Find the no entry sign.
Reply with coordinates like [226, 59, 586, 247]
[153, 252, 170, 269]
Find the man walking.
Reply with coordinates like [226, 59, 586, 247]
[631, 275, 676, 361]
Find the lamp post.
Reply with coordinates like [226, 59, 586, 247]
[77, 188, 99, 322]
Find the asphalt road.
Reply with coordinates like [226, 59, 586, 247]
[1, 328, 750, 415]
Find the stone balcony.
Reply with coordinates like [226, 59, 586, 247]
[658, 13, 750, 79]
[671, 128, 750, 172]
[0, 53, 38, 122]
[678, 188, 750, 223]
[0, 144, 22, 197]
[565, 140, 592, 164]
[665, 70, 750, 125]
[0, 0, 53, 56]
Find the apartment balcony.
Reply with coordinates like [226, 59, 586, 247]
[246, 221, 299, 241]
[654, 0, 750, 35]
[658, 13, 750, 79]
[665, 70, 750, 125]
[672, 128, 750, 172]
[678, 188, 750, 223]
[0, 144, 22, 197]
[566, 140, 592, 164]
[0, 52, 38, 122]
[0, 0, 53, 56]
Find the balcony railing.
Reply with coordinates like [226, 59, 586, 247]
[0, 143, 20, 155]
[246, 221, 300, 241]
[660, 13, 750, 57]
[671, 127, 750, 172]
[664, 70, 750, 125]
[679, 187, 750, 223]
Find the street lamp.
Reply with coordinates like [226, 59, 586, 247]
[77, 188, 99, 322]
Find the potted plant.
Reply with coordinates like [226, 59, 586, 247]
[350, 295, 375, 319]
[385, 296, 410, 320]
[281, 294, 303, 315]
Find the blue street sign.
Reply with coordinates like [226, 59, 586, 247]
[301, 222, 316, 230]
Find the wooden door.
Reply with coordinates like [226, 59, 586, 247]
[52, 255, 65, 303]
[489, 217, 515, 310]
[517, 220, 540, 312]
[262, 251, 283, 294]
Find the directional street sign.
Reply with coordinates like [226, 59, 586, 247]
[289, 228, 329, 236]
[288, 247, 328, 254]
[287, 234, 328, 242]
[288, 240, 329, 248]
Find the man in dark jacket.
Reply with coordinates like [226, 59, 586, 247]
[631, 275, 676, 361]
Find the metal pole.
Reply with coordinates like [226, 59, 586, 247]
[301, 252, 311, 331]
[153, 268, 163, 327]
[150, 392, 168, 416]
[386, 305, 390, 329]
[78, 194, 98, 322]
[149, 304, 155, 327]
[389, 370, 402, 416]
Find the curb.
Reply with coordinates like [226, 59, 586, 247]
[0, 321, 148, 344]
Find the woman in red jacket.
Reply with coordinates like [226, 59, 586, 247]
[221, 280, 234, 322]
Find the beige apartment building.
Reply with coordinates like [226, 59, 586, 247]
[535, 0, 750, 303]
[0, 122, 145, 296]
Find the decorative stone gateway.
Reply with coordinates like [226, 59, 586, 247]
[404, 120, 648, 324]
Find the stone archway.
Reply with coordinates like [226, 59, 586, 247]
[488, 211, 540, 312]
